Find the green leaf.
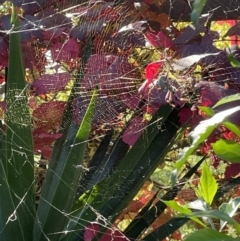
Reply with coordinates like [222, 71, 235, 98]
[211, 139, 240, 163]
[198, 162, 218, 206]
[186, 210, 240, 232]
[175, 106, 240, 171]
[33, 89, 98, 241]
[219, 197, 240, 231]
[228, 53, 240, 68]
[185, 228, 237, 241]
[0, 160, 25, 240]
[162, 200, 206, 227]
[163, 200, 191, 214]
[171, 169, 178, 188]
[2, 5, 35, 240]
[198, 106, 214, 117]
[223, 121, 240, 137]
[191, 0, 207, 30]
[213, 93, 240, 109]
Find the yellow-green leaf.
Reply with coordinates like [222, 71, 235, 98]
[198, 162, 218, 206]
[211, 139, 240, 163]
[163, 200, 206, 227]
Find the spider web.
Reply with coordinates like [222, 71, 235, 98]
[1, 0, 240, 240]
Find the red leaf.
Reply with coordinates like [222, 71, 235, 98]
[31, 73, 70, 95]
[145, 61, 163, 87]
[122, 116, 148, 145]
[225, 163, 240, 180]
[34, 143, 53, 159]
[178, 108, 200, 127]
[0, 37, 8, 67]
[145, 31, 174, 48]
[51, 38, 80, 62]
[82, 54, 117, 89]
[84, 223, 129, 241]
[82, 54, 140, 99]
[33, 130, 63, 159]
[120, 92, 140, 109]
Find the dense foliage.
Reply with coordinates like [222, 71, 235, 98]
[0, 0, 240, 241]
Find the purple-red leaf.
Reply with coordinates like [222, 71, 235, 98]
[84, 223, 129, 241]
[81, 54, 140, 104]
[31, 73, 70, 95]
[145, 31, 174, 48]
[122, 116, 148, 146]
[51, 38, 80, 62]
[0, 37, 8, 67]
[111, 31, 146, 50]
[195, 81, 238, 107]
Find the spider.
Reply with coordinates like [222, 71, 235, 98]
[149, 75, 187, 108]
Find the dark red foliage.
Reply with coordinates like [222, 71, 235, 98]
[31, 73, 70, 95]
[122, 115, 148, 145]
[51, 38, 80, 62]
[1, 0, 239, 179]
[213, 157, 240, 180]
[19, 15, 43, 41]
[81, 54, 141, 108]
[195, 81, 238, 106]
[111, 31, 146, 51]
[14, 0, 68, 15]
[178, 107, 200, 127]
[145, 31, 174, 49]
[84, 223, 129, 241]
[22, 42, 47, 71]
[33, 101, 66, 130]
[0, 37, 8, 67]
[72, 2, 115, 20]
[33, 130, 62, 159]
[224, 163, 240, 180]
[209, 67, 240, 90]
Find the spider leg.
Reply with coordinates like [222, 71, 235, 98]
[165, 90, 176, 108]
[165, 90, 171, 103]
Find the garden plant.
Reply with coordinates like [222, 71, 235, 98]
[1, 0, 240, 241]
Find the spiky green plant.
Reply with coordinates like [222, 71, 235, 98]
[0, 5, 187, 241]
[4, 4, 239, 241]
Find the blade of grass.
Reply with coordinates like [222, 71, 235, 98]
[4, 5, 35, 240]
[75, 129, 114, 198]
[0, 159, 26, 240]
[86, 134, 130, 190]
[33, 89, 98, 241]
